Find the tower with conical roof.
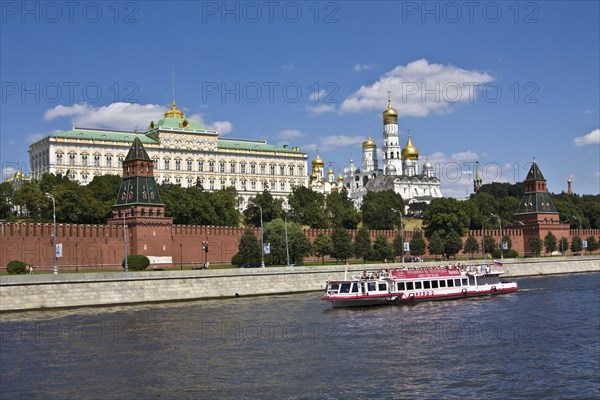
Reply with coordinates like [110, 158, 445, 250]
[382, 92, 403, 175]
[401, 134, 419, 176]
[108, 136, 173, 263]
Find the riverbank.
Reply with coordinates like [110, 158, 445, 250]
[1, 256, 598, 312]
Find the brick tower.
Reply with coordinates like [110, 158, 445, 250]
[108, 136, 173, 264]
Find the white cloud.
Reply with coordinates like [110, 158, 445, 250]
[354, 63, 375, 71]
[44, 102, 165, 130]
[282, 63, 295, 71]
[305, 104, 336, 115]
[339, 59, 494, 116]
[309, 89, 327, 102]
[574, 129, 600, 147]
[451, 150, 479, 161]
[278, 129, 306, 140]
[304, 135, 365, 153]
[187, 113, 234, 134]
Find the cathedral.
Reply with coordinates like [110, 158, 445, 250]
[309, 95, 443, 208]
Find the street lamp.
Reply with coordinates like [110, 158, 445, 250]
[44, 193, 57, 274]
[248, 201, 265, 268]
[491, 213, 503, 259]
[391, 207, 404, 264]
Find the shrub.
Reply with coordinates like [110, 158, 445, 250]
[231, 253, 243, 266]
[122, 254, 150, 271]
[6, 260, 26, 274]
[505, 249, 518, 258]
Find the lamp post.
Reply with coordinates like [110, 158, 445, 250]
[123, 209, 128, 272]
[491, 213, 503, 259]
[573, 215, 582, 255]
[284, 212, 290, 267]
[45, 193, 57, 274]
[249, 201, 265, 268]
[391, 207, 404, 264]
[481, 221, 485, 260]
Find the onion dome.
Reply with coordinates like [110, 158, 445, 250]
[362, 135, 377, 149]
[311, 153, 325, 169]
[337, 174, 344, 182]
[163, 99, 186, 119]
[327, 167, 334, 175]
[382, 93, 398, 125]
[401, 136, 419, 160]
[423, 159, 433, 169]
[385, 165, 397, 175]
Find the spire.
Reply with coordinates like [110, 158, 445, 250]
[473, 160, 483, 192]
[567, 179, 573, 196]
[382, 91, 398, 125]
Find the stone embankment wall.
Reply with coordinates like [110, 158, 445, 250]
[1, 257, 598, 312]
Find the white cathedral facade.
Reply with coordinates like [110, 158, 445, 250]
[309, 95, 443, 208]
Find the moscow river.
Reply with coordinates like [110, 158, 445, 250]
[1, 272, 599, 399]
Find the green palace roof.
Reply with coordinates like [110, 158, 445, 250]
[218, 139, 302, 153]
[51, 128, 159, 145]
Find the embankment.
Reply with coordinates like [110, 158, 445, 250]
[1, 256, 598, 312]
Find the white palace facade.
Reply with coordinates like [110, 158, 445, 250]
[28, 100, 308, 207]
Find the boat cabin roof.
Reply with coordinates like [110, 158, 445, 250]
[389, 267, 462, 280]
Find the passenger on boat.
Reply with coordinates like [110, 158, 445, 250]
[361, 271, 368, 279]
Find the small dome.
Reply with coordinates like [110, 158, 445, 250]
[401, 136, 419, 160]
[163, 99, 186, 119]
[423, 160, 433, 169]
[337, 174, 344, 182]
[327, 167, 334, 175]
[311, 153, 325, 168]
[385, 165, 397, 175]
[382, 95, 398, 125]
[362, 136, 377, 149]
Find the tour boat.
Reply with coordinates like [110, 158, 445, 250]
[321, 265, 518, 307]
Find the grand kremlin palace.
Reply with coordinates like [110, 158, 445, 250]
[28, 100, 309, 208]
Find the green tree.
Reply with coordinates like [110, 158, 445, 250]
[483, 236, 497, 257]
[559, 237, 569, 255]
[288, 186, 327, 228]
[528, 237, 543, 257]
[544, 231, 557, 254]
[428, 232, 445, 258]
[244, 190, 283, 227]
[585, 235, 599, 254]
[0, 182, 15, 220]
[331, 227, 353, 262]
[409, 230, 426, 257]
[423, 198, 470, 240]
[232, 228, 262, 265]
[444, 231, 463, 259]
[464, 236, 480, 258]
[210, 187, 240, 227]
[361, 190, 404, 230]
[393, 234, 407, 259]
[570, 236, 583, 254]
[354, 227, 372, 262]
[312, 234, 333, 264]
[325, 188, 360, 229]
[372, 235, 393, 262]
[264, 218, 310, 265]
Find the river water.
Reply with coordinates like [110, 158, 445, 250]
[1, 273, 599, 399]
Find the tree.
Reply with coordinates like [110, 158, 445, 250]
[354, 227, 372, 262]
[331, 227, 353, 262]
[544, 232, 557, 254]
[312, 234, 333, 264]
[372, 235, 393, 262]
[464, 236, 480, 258]
[264, 218, 310, 265]
[288, 186, 327, 228]
[325, 188, 359, 229]
[559, 237, 569, 255]
[409, 230, 426, 257]
[210, 187, 240, 227]
[444, 231, 463, 260]
[585, 235, 599, 254]
[483, 236, 497, 257]
[361, 190, 404, 230]
[528, 237, 543, 257]
[428, 232, 445, 259]
[570, 236, 583, 255]
[244, 190, 283, 227]
[232, 229, 262, 265]
[0, 182, 15, 220]
[423, 198, 470, 240]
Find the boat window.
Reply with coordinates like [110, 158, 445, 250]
[340, 283, 351, 293]
[415, 281, 422, 289]
[397, 282, 405, 291]
[424, 281, 431, 289]
[378, 283, 387, 291]
[351, 283, 359, 293]
[462, 278, 468, 286]
[439, 280, 446, 288]
[406, 282, 414, 290]
[447, 279, 454, 287]
[455, 279, 462, 287]
[367, 282, 377, 291]
[329, 283, 339, 291]
[431, 280, 438, 288]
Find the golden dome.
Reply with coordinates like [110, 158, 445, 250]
[401, 136, 419, 160]
[327, 167, 334, 175]
[311, 153, 325, 168]
[382, 94, 398, 125]
[14, 171, 23, 179]
[362, 135, 377, 149]
[163, 99, 186, 119]
[567, 179, 572, 183]
[337, 174, 344, 182]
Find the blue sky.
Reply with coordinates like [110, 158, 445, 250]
[1, 1, 599, 197]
